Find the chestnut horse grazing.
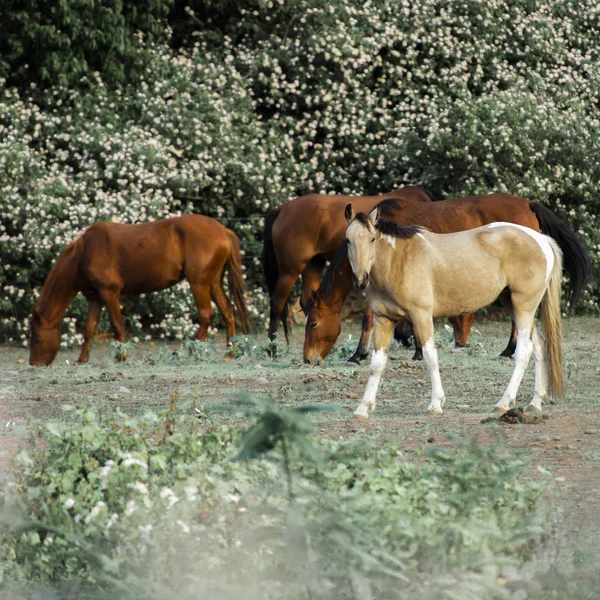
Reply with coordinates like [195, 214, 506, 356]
[263, 186, 434, 354]
[345, 207, 568, 417]
[29, 215, 250, 366]
[304, 194, 592, 365]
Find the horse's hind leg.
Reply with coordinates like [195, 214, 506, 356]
[353, 315, 395, 419]
[498, 291, 517, 358]
[189, 283, 215, 341]
[268, 273, 297, 342]
[495, 311, 535, 413]
[77, 295, 102, 363]
[526, 325, 548, 413]
[411, 311, 445, 415]
[210, 277, 235, 342]
[99, 289, 126, 343]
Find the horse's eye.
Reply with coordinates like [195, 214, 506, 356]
[371, 237, 376, 243]
[345, 238, 350, 245]
[310, 322, 318, 329]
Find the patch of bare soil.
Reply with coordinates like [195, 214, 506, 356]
[318, 408, 600, 539]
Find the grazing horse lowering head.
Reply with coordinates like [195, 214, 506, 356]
[303, 290, 341, 366]
[29, 309, 61, 366]
[344, 204, 379, 290]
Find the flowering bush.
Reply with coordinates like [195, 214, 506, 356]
[1, 0, 599, 345]
[0, 402, 544, 597]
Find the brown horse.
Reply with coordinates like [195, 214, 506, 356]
[346, 209, 569, 416]
[304, 194, 592, 365]
[263, 186, 435, 353]
[29, 215, 250, 366]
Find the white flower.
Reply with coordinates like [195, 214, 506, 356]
[64, 498, 75, 509]
[122, 457, 148, 469]
[106, 513, 119, 528]
[133, 481, 148, 495]
[84, 501, 106, 524]
[176, 519, 190, 534]
[124, 500, 138, 516]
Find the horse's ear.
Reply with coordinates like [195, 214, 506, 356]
[344, 203, 354, 223]
[310, 289, 321, 307]
[368, 206, 380, 226]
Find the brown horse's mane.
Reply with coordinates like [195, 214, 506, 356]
[376, 219, 424, 239]
[35, 238, 81, 317]
[353, 210, 424, 240]
[307, 239, 350, 310]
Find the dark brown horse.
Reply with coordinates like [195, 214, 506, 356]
[263, 186, 434, 351]
[30, 215, 250, 366]
[304, 194, 592, 365]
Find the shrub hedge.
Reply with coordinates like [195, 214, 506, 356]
[1, 0, 599, 345]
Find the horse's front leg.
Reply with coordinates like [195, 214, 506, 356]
[411, 311, 445, 415]
[77, 295, 102, 363]
[353, 315, 395, 419]
[347, 306, 373, 365]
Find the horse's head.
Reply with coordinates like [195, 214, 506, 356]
[29, 309, 60, 366]
[345, 203, 379, 290]
[303, 290, 341, 366]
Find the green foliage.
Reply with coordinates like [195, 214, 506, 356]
[184, 340, 217, 360]
[227, 335, 261, 359]
[109, 339, 137, 362]
[332, 337, 359, 361]
[0, 400, 547, 598]
[0, 0, 174, 92]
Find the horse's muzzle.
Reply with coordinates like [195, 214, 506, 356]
[304, 353, 324, 367]
[353, 272, 369, 290]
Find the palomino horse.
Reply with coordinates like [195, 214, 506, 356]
[263, 186, 435, 357]
[303, 194, 592, 365]
[29, 215, 250, 366]
[345, 207, 570, 416]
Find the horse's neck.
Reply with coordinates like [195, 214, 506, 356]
[373, 237, 412, 285]
[321, 256, 354, 313]
[36, 243, 80, 327]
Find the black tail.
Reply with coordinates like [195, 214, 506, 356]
[530, 202, 593, 312]
[263, 207, 290, 342]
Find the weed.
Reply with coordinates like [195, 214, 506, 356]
[109, 339, 137, 362]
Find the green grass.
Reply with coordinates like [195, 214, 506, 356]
[2, 315, 598, 426]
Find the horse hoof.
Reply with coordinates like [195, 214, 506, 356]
[345, 360, 360, 367]
[353, 407, 370, 419]
[499, 351, 514, 359]
[525, 404, 543, 413]
[427, 408, 443, 416]
[495, 406, 508, 414]
[412, 353, 423, 361]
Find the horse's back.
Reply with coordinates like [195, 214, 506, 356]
[272, 187, 431, 258]
[387, 193, 538, 233]
[78, 215, 230, 294]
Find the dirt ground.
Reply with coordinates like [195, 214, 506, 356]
[1, 316, 600, 557]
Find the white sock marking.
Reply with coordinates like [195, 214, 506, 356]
[496, 328, 534, 411]
[354, 348, 388, 417]
[422, 337, 445, 414]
